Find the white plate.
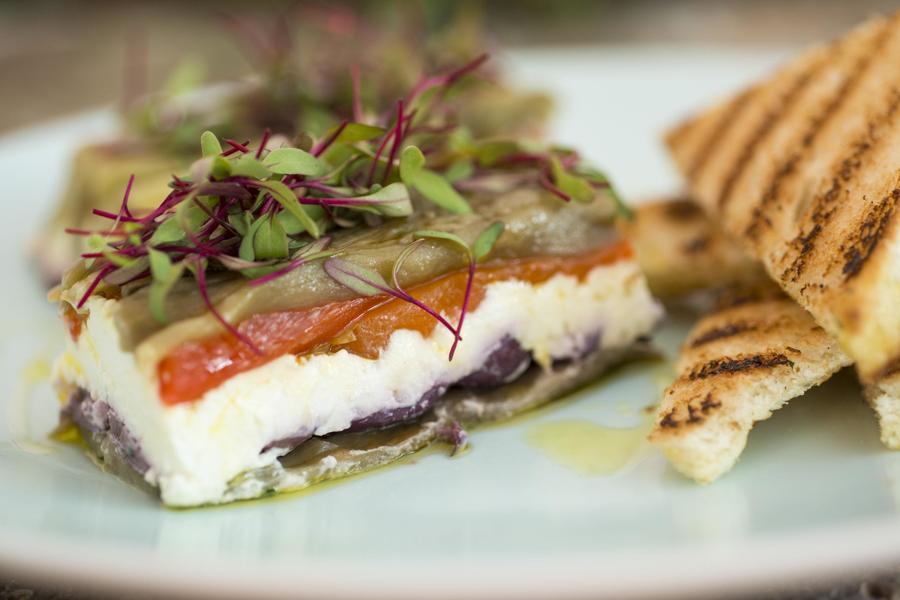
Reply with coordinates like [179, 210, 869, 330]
[1, 46, 899, 600]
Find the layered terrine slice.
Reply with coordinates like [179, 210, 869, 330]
[50, 60, 661, 506]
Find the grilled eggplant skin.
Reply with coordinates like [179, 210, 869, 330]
[60, 187, 620, 366]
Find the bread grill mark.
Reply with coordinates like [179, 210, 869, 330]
[780, 87, 900, 286]
[842, 188, 900, 280]
[689, 321, 755, 348]
[663, 198, 704, 220]
[687, 88, 757, 180]
[683, 235, 711, 254]
[716, 60, 825, 209]
[746, 155, 798, 239]
[712, 284, 785, 310]
[782, 222, 823, 284]
[745, 20, 892, 241]
[687, 352, 794, 380]
[659, 392, 722, 429]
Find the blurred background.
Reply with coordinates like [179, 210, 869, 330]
[1, 0, 898, 132]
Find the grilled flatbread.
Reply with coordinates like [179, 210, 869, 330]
[665, 12, 900, 446]
[621, 197, 765, 299]
[649, 295, 851, 482]
[666, 11, 900, 377]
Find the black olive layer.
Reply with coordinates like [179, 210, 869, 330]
[61, 337, 653, 506]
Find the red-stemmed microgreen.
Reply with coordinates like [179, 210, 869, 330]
[323, 256, 460, 345]
[322, 221, 505, 362]
[380, 100, 405, 185]
[410, 222, 504, 360]
[406, 53, 489, 109]
[366, 99, 406, 186]
[310, 120, 350, 157]
[190, 255, 260, 354]
[65, 56, 628, 356]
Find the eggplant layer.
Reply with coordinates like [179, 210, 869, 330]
[61, 338, 651, 506]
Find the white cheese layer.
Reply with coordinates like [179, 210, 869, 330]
[55, 259, 661, 506]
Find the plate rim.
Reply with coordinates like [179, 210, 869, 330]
[3, 515, 900, 599]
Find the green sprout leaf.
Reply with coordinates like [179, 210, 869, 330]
[473, 140, 521, 167]
[252, 216, 289, 261]
[230, 155, 272, 179]
[86, 234, 135, 268]
[228, 211, 252, 237]
[400, 146, 471, 215]
[276, 210, 304, 236]
[149, 217, 185, 246]
[473, 221, 505, 262]
[444, 159, 474, 183]
[263, 147, 327, 176]
[148, 249, 186, 323]
[295, 236, 333, 258]
[413, 221, 504, 266]
[216, 255, 280, 279]
[210, 155, 232, 180]
[200, 130, 222, 157]
[351, 182, 413, 217]
[414, 229, 472, 257]
[313, 121, 382, 163]
[258, 180, 320, 238]
[550, 157, 594, 203]
[171, 197, 213, 242]
[277, 205, 325, 235]
[330, 122, 386, 144]
[549, 157, 594, 203]
[239, 216, 267, 262]
[323, 257, 390, 297]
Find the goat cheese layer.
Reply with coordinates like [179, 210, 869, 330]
[54, 259, 661, 506]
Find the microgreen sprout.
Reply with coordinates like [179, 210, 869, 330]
[412, 221, 504, 360]
[66, 56, 627, 358]
[323, 257, 459, 344]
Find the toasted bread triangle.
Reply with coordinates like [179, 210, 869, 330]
[649, 295, 851, 482]
[621, 197, 765, 299]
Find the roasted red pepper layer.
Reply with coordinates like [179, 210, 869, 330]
[157, 240, 633, 405]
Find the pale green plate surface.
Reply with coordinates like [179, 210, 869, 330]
[1, 47, 898, 599]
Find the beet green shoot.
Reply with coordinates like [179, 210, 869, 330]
[65, 55, 624, 360]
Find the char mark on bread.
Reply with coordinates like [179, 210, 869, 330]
[687, 352, 794, 380]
